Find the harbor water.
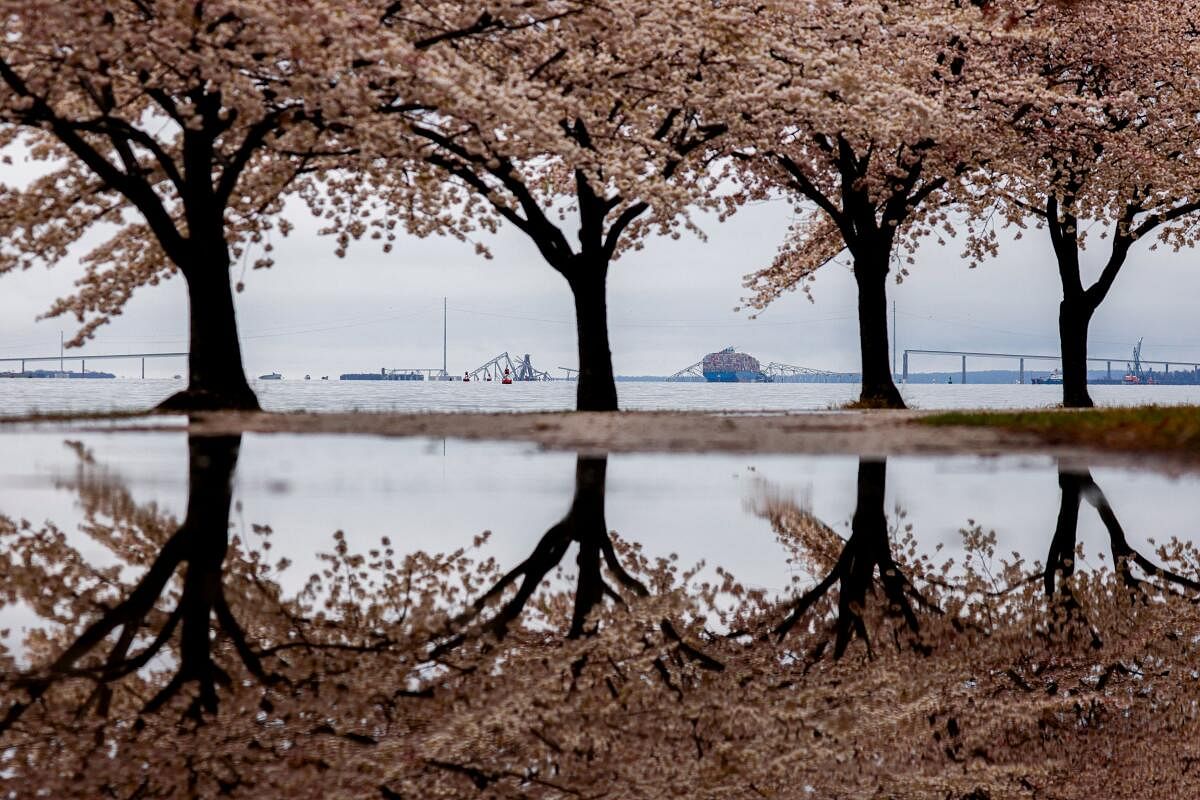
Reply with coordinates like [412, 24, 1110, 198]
[3, 376, 1200, 416]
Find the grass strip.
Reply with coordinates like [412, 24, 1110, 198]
[922, 406, 1200, 455]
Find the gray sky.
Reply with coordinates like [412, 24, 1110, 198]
[1, 198, 1198, 379]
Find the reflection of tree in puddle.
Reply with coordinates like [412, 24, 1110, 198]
[0, 442, 726, 796]
[0, 436, 486, 795]
[4, 445, 1200, 798]
[753, 458, 941, 658]
[753, 459, 1200, 661]
[0, 435, 256, 729]
[1049, 467, 1200, 595]
[1044, 467, 1200, 647]
[433, 456, 721, 671]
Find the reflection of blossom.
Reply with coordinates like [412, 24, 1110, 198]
[5, 444, 1200, 797]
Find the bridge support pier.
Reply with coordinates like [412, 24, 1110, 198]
[1107, 361, 1111, 380]
[1019, 358, 1024, 384]
[142, 358, 145, 379]
[961, 355, 966, 385]
[902, 352, 908, 383]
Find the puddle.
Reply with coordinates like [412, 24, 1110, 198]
[1, 429, 1197, 796]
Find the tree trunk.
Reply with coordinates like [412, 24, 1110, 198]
[569, 268, 618, 412]
[1058, 297, 1094, 408]
[852, 254, 905, 408]
[159, 247, 259, 412]
[568, 456, 608, 638]
[164, 433, 242, 714]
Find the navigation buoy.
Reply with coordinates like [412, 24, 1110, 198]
[463, 371, 471, 382]
[501, 367, 513, 385]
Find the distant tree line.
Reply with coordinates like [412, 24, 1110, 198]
[0, 0, 1195, 411]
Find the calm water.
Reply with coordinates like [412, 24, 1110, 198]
[1, 430, 1193, 646]
[2, 428, 1196, 796]
[2, 376, 1200, 415]
[0, 431, 1191, 588]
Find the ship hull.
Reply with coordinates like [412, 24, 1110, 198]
[703, 370, 770, 383]
[340, 373, 423, 381]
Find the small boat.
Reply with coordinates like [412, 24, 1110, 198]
[304, 374, 311, 380]
[1031, 369, 1063, 385]
[259, 372, 282, 380]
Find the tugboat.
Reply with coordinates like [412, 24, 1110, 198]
[258, 372, 282, 380]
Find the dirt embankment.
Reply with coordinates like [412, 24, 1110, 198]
[6, 408, 1195, 471]
[151, 409, 1045, 457]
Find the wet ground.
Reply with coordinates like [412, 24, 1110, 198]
[2, 420, 1197, 797]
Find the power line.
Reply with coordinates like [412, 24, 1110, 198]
[240, 306, 441, 340]
[447, 304, 858, 329]
[894, 310, 1139, 347]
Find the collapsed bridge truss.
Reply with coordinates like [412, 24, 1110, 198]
[467, 352, 554, 381]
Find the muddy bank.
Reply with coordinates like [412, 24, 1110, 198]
[3, 408, 1191, 470]
[91, 409, 1087, 457]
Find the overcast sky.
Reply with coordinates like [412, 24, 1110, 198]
[1, 197, 1198, 379]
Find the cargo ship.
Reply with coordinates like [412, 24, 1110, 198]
[0, 369, 114, 379]
[701, 347, 771, 382]
[340, 368, 424, 381]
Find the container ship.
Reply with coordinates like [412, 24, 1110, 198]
[701, 347, 770, 382]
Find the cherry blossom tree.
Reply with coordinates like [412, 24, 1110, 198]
[971, 0, 1200, 407]
[738, 0, 1001, 408]
[0, 1, 388, 409]
[342, 1, 741, 411]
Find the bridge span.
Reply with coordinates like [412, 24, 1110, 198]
[902, 347, 1200, 384]
[0, 351, 187, 378]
